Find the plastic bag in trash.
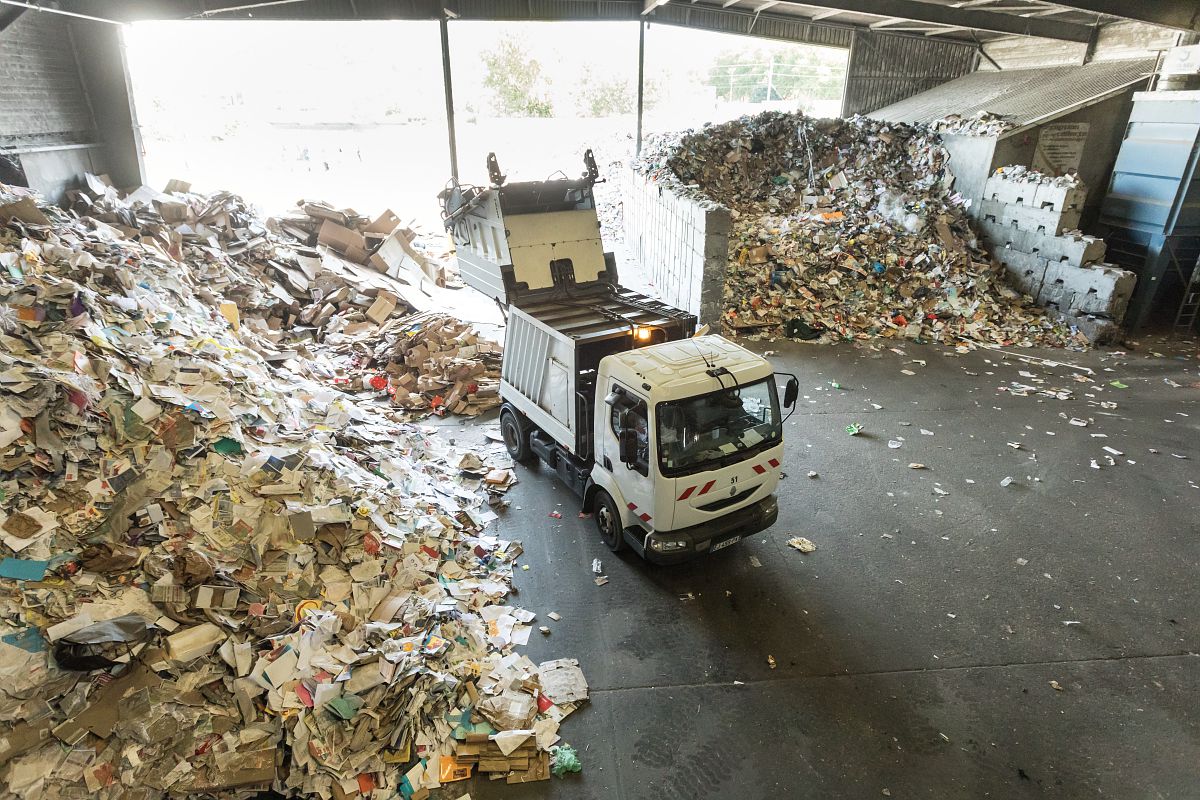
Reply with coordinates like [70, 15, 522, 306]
[550, 743, 582, 777]
[52, 614, 156, 672]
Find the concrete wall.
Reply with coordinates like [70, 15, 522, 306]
[943, 89, 1139, 232]
[0, 11, 142, 201]
[623, 169, 731, 327]
[981, 21, 1183, 70]
[939, 134, 1000, 222]
[0, 12, 94, 148]
[71, 21, 144, 192]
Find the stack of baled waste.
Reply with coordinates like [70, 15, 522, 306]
[634, 111, 1085, 348]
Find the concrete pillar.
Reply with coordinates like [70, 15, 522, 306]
[69, 20, 144, 189]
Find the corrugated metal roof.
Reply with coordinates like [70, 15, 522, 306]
[842, 31, 979, 115]
[868, 58, 1158, 130]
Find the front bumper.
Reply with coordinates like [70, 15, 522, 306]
[625, 495, 779, 565]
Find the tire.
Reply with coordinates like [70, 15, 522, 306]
[594, 490, 625, 552]
[500, 407, 533, 464]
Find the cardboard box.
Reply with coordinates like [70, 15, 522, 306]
[318, 220, 370, 264]
[364, 209, 402, 236]
[368, 228, 423, 277]
[366, 291, 397, 325]
[195, 585, 240, 610]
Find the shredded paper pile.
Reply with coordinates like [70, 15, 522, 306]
[0, 179, 584, 798]
[635, 111, 1081, 348]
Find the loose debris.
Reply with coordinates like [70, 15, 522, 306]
[635, 111, 1081, 347]
[786, 537, 817, 553]
[315, 312, 501, 417]
[274, 197, 448, 287]
[0, 179, 586, 798]
[549, 743, 582, 778]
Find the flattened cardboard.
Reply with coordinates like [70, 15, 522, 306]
[195, 585, 240, 610]
[318, 220, 370, 264]
[0, 718, 52, 765]
[364, 209, 402, 236]
[51, 663, 161, 743]
[0, 198, 50, 225]
[191, 748, 277, 790]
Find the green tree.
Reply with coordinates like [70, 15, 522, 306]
[705, 47, 845, 106]
[481, 39, 554, 117]
[573, 68, 666, 117]
[575, 67, 636, 117]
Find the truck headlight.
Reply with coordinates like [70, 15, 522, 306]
[649, 539, 689, 552]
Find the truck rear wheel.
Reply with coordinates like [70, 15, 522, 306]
[594, 490, 625, 552]
[500, 407, 533, 464]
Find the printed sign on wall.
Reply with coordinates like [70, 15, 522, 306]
[1031, 122, 1090, 175]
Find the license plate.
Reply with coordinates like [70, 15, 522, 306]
[711, 535, 741, 552]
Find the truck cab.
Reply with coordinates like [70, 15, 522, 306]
[591, 336, 784, 562]
[440, 152, 797, 563]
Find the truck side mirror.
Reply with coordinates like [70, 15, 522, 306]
[618, 427, 639, 466]
[783, 377, 799, 408]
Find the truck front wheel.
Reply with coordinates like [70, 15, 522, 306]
[594, 490, 625, 552]
[500, 407, 534, 464]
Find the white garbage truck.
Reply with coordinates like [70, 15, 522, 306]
[440, 152, 798, 563]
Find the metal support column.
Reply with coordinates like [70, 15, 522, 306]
[636, 20, 646, 157]
[440, 17, 459, 182]
[839, 30, 858, 117]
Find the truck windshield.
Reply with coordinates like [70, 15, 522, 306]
[656, 378, 781, 477]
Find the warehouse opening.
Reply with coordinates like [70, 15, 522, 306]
[124, 20, 848, 227]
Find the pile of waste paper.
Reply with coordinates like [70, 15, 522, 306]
[929, 110, 1017, 137]
[635, 111, 1081, 347]
[312, 311, 502, 417]
[273, 198, 448, 288]
[55, 174, 504, 417]
[0, 180, 584, 798]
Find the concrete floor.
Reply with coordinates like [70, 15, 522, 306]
[454, 336, 1200, 800]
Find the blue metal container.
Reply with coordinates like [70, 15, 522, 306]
[1100, 90, 1200, 329]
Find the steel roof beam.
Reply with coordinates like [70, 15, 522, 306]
[764, 0, 1094, 40]
[63, 0, 1140, 39]
[1021, 2, 1200, 32]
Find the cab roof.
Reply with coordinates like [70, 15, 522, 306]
[612, 335, 773, 400]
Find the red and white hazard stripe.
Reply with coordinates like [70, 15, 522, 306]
[676, 479, 716, 501]
[676, 458, 781, 500]
[627, 502, 651, 523]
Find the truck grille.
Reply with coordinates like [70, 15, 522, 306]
[697, 486, 757, 512]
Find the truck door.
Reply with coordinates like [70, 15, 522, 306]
[603, 383, 656, 531]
